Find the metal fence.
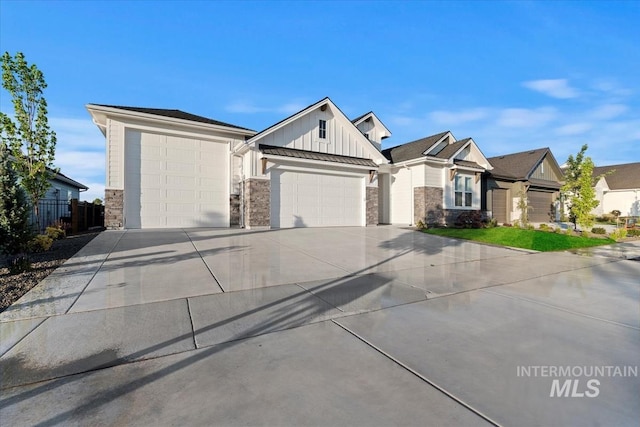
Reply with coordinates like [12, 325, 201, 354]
[29, 199, 104, 234]
[30, 199, 71, 234]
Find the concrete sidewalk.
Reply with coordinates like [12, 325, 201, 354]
[1, 228, 638, 426]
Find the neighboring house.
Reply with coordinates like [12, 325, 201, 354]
[381, 131, 492, 225]
[485, 148, 563, 224]
[35, 168, 89, 231]
[592, 162, 640, 217]
[87, 98, 388, 229]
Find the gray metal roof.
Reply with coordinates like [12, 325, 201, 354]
[259, 144, 377, 167]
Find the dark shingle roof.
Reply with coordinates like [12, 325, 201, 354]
[432, 138, 471, 159]
[351, 111, 373, 124]
[51, 169, 88, 190]
[259, 144, 377, 167]
[381, 131, 449, 163]
[93, 105, 254, 131]
[593, 162, 640, 190]
[487, 147, 550, 180]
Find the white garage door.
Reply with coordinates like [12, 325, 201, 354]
[390, 168, 412, 224]
[124, 130, 229, 228]
[271, 171, 363, 228]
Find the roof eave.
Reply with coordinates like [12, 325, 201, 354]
[85, 104, 256, 136]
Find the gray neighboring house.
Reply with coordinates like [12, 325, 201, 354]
[592, 162, 640, 217]
[34, 169, 89, 229]
[485, 148, 564, 224]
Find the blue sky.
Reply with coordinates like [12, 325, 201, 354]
[1, 1, 638, 201]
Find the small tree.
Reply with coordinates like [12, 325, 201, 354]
[0, 141, 33, 261]
[561, 145, 602, 230]
[516, 189, 533, 226]
[93, 198, 103, 205]
[0, 52, 57, 230]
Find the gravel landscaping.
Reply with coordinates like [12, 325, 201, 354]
[0, 232, 100, 312]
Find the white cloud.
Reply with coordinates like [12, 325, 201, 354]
[429, 108, 488, 125]
[80, 182, 106, 202]
[555, 122, 592, 136]
[522, 79, 580, 99]
[588, 103, 627, 120]
[496, 107, 557, 128]
[50, 116, 104, 150]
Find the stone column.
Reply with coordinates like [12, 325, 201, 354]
[104, 189, 124, 230]
[243, 179, 270, 229]
[366, 187, 378, 226]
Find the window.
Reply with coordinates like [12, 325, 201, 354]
[318, 119, 327, 139]
[455, 175, 473, 207]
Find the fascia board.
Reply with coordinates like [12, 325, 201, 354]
[85, 104, 256, 137]
[262, 153, 376, 171]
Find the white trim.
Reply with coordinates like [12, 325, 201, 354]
[423, 132, 453, 156]
[352, 112, 392, 138]
[86, 104, 256, 137]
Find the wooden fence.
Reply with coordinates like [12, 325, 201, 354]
[31, 199, 104, 234]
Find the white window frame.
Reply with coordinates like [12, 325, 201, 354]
[454, 175, 473, 208]
[318, 119, 327, 140]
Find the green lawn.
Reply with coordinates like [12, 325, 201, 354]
[422, 227, 615, 252]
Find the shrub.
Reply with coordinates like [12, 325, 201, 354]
[46, 225, 66, 240]
[454, 211, 486, 229]
[581, 230, 590, 238]
[554, 227, 562, 234]
[416, 220, 426, 230]
[564, 229, 573, 236]
[627, 229, 640, 237]
[591, 227, 606, 235]
[527, 224, 535, 230]
[611, 210, 621, 218]
[538, 223, 550, 231]
[8, 254, 31, 274]
[28, 234, 53, 252]
[486, 218, 498, 228]
[610, 228, 627, 241]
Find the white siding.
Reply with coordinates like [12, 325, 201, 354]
[254, 105, 383, 164]
[425, 164, 441, 187]
[390, 167, 413, 224]
[107, 118, 124, 189]
[602, 190, 640, 217]
[445, 172, 481, 210]
[44, 181, 80, 201]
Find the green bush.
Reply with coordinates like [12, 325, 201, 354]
[581, 230, 590, 238]
[28, 234, 53, 252]
[538, 223, 550, 231]
[416, 220, 425, 230]
[486, 218, 498, 228]
[610, 228, 627, 241]
[564, 229, 573, 236]
[45, 225, 65, 240]
[554, 227, 562, 234]
[627, 229, 640, 237]
[8, 254, 31, 274]
[591, 227, 606, 235]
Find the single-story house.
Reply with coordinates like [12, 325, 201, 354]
[485, 148, 564, 224]
[381, 131, 492, 225]
[87, 98, 389, 229]
[592, 162, 640, 217]
[46, 169, 89, 202]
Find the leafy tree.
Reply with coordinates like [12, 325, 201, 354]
[516, 189, 532, 226]
[0, 52, 57, 230]
[561, 144, 602, 230]
[92, 198, 103, 205]
[0, 141, 33, 258]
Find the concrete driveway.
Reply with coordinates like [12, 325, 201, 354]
[1, 227, 638, 426]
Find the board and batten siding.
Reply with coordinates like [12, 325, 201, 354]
[256, 109, 374, 160]
[530, 156, 560, 181]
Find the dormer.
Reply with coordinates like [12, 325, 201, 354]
[351, 112, 392, 151]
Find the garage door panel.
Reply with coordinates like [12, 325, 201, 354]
[125, 129, 228, 228]
[528, 190, 554, 222]
[271, 171, 363, 228]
